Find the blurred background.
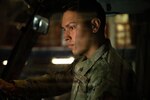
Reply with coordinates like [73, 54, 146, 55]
[0, 0, 150, 100]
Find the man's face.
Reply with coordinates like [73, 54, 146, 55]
[61, 11, 92, 56]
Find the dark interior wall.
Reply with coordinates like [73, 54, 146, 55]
[130, 9, 150, 100]
[0, 0, 9, 46]
[0, 0, 29, 46]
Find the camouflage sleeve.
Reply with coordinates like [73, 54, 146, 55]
[12, 65, 74, 98]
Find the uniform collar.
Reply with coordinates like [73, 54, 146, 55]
[74, 39, 111, 76]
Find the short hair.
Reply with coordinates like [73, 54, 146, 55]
[62, 0, 106, 34]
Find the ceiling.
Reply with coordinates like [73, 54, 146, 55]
[97, 0, 150, 14]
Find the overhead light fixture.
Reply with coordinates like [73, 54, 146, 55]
[51, 57, 75, 65]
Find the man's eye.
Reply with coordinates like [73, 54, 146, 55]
[69, 26, 74, 30]
[61, 28, 65, 33]
[69, 25, 76, 30]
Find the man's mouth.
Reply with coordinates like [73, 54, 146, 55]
[67, 44, 74, 49]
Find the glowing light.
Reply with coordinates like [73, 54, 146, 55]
[52, 57, 75, 65]
[3, 60, 8, 66]
[39, 20, 43, 27]
[117, 24, 124, 31]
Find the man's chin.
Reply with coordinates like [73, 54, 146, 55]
[72, 50, 82, 56]
[72, 50, 78, 56]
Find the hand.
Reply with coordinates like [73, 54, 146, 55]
[0, 79, 16, 92]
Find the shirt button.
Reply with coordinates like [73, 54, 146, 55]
[93, 87, 95, 91]
[77, 80, 80, 83]
[79, 67, 83, 72]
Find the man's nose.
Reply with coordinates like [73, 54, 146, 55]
[64, 31, 71, 41]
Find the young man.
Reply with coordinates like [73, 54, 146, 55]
[0, 0, 136, 99]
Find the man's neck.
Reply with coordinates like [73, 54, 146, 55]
[85, 43, 100, 59]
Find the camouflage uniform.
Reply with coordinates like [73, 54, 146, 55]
[13, 40, 136, 100]
[70, 40, 136, 100]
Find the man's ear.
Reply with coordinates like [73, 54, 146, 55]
[91, 18, 101, 33]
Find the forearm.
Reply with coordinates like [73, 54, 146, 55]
[13, 71, 73, 98]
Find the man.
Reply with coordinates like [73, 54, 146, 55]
[0, 0, 136, 100]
